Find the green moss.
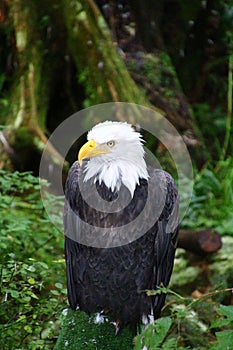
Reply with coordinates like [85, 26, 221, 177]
[209, 236, 233, 302]
[63, 0, 150, 108]
[54, 309, 134, 350]
[129, 51, 182, 104]
[15, 126, 34, 148]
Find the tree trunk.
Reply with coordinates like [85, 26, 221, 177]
[1, 0, 165, 172]
[63, 0, 150, 107]
[2, 0, 64, 172]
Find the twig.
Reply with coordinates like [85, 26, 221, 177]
[144, 286, 233, 308]
[188, 287, 233, 308]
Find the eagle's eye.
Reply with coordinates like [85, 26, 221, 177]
[107, 140, 115, 148]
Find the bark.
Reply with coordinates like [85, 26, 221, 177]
[96, 1, 208, 166]
[1, 0, 166, 172]
[1, 0, 66, 172]
[178, 229, 222, 256]
[1, 0, 208, 172]
[62, 0, 150, 106]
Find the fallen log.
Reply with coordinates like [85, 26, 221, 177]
[178, 229, 222, 256]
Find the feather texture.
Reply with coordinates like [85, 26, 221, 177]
[64, 160, 179, 328]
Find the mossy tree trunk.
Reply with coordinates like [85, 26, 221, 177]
[1, 0, 166, 172]
[1, 0, 64, 171]
[1, 0, 206, 172]
[63, 0, 151, 107]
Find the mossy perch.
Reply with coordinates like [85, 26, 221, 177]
[54, 309, 134, 350]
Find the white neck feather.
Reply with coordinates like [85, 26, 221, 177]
[82, 121, 149, 197]
[83, 157, 149, 197]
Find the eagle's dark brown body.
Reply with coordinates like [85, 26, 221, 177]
[64, 160, 178, 328]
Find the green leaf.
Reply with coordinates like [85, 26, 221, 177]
[27, 291, 39, 299]
[28, 277, 36, 285]
[161, 337, 177, 349]
[51, 290, 60, 296]
[210, 330, 233, 350]
[211, 305, 233, 328]
[24, 325, 33, 333]
[9, 290, 20, 298]
[218, 305, 233, 321]
[55, 282, 63, 289]
[16, 315, 27, 323]
[133, 317, 173, 350]
[154, 317, 172, 346]
[211, 317, 230, 329]
[21, 296, 31, 303]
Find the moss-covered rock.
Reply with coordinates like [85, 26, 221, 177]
[54, 308, 134, 350]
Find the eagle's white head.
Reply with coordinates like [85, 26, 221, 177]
[78, 121, 149, 197]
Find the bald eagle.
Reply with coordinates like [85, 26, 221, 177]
[64, 121, 179, 330]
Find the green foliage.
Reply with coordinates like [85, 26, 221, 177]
[1, 168, 233, 350]
[0, 171, 66, 349]
[134, 317, 174, 350]
[211, 305, 233, 329]
[170, 249, 200, 287]
[209, 236, 233, 294]
[209, 305, 233, 350]
[182, 157, 233, 235]
[193, 103, 227, 157]
[135, 289, 233, 350]
[210, 330, 233, 350]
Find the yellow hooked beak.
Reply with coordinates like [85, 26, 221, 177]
[78, 139, 109, 165]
